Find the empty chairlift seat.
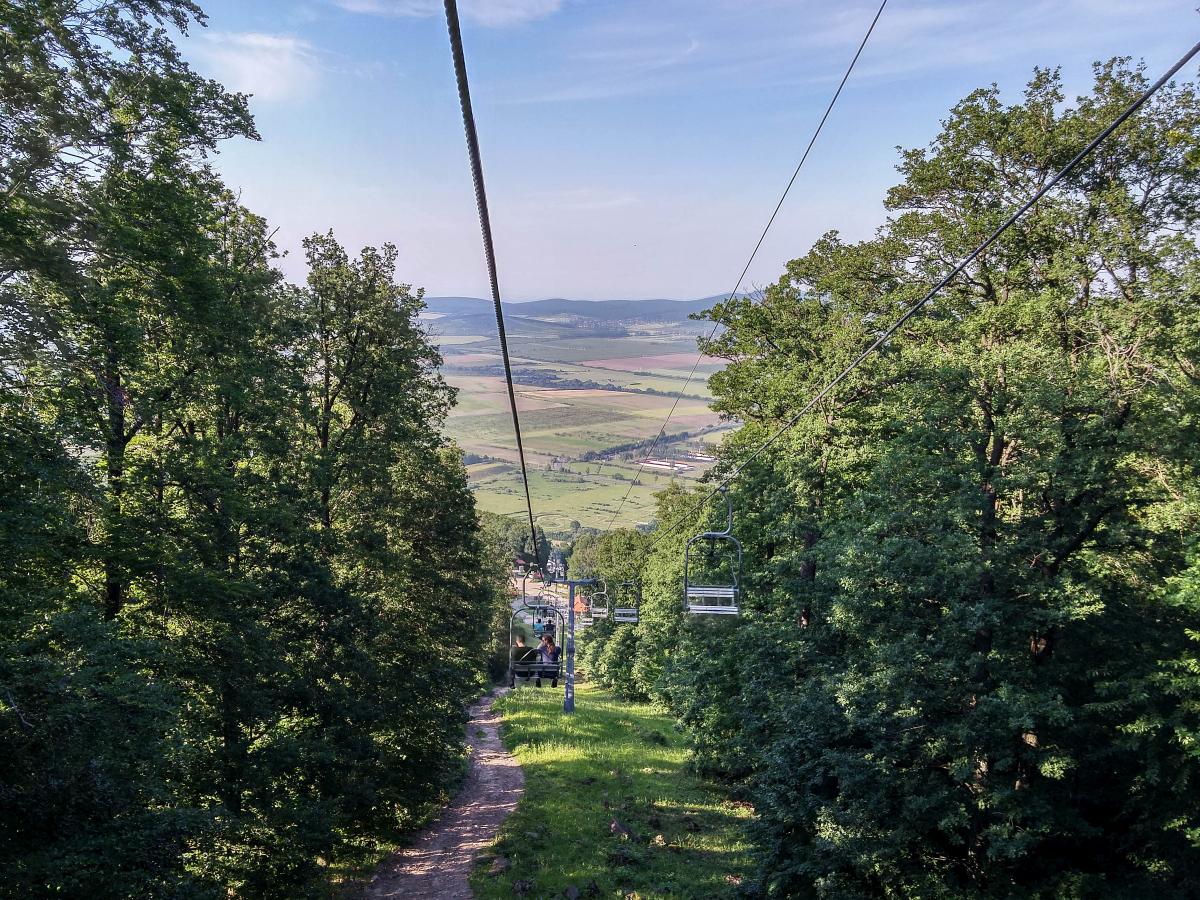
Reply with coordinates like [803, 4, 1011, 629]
[683, 487, 743, 616]
[685, 582, 740, 615]
[613, 579, 641, 624]
[589, 580, 609, 623]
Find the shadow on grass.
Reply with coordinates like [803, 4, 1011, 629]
[470, 685, 754, 899]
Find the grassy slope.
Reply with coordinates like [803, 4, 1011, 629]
[469, 468, 668, 531]
[471, 685, 753, 899]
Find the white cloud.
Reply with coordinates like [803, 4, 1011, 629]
[192, 32, 319, 102]
[334, 0, 561, 27]
[498, 0, 1191, 105]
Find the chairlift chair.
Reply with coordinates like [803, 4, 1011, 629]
[519, 566, 541, 606]
[590, 579, 609, 622]
[684, 486, 743, 616]
[508, 601, 564, 688]
[613, 579, 641, 624]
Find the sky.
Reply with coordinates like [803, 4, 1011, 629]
[179, 0, 1197, 301]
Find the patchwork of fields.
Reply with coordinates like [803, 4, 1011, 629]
[426, 298, 736, 533]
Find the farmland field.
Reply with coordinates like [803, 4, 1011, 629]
[467, 465, 669, 533]
[428, 296, 737, 534]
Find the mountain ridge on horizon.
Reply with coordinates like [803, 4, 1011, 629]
[424, 293, 744, 321]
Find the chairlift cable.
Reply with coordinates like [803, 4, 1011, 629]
[604, 0, 889, 530]
[647, 37, 1200, 551]
[444, 0, 542, 566]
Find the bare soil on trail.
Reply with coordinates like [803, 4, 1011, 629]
[365, 690, 522, 900]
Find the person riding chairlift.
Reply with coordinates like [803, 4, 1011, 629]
[509, 635, 538, 688]
[512, 634, 536, 663]
[536, 635, 561, 688]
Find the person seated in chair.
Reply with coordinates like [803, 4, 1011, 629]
[536, 635, 562, 688]
[512, 635, 535, 661]
[509, 635, 538, 687]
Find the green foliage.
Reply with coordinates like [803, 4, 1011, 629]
[0, 5, 505, 896]
[571, 527, 652, 699]
[615, 61, 1200, 897]
[477, 510, 534, 680]
[478, 509, 550, 572]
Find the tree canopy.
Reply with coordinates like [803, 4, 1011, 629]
[0, 4, 506, 895]
[581, 60, 1200, 897]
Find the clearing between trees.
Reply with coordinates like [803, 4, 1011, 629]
[469, 684, 753, 899]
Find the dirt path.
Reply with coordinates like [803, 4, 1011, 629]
[365, 690, 522, 899]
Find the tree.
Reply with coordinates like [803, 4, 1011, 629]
[574, 526, 655, 700]
[625, 60, 1200, 897]
[479, 510, 550, 572]
[0, 5, 505, 893]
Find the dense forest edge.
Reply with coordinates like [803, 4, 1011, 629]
[4, 2, 1200, 899]
[1, 4, 517, 896]
[573, 60, 1200, 899]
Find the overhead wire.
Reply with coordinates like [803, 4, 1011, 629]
[604, 0, 889, 530]
[443, 0, 543, 567]
[645, 38, 1200, 552]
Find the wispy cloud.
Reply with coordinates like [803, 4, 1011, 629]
[497, 0, 1187, 104]
[192, 32, 319, 102]
[333, 0, 562, 27]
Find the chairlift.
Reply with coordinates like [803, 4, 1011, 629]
[590, 578, 609, 622]
[684, 486, 742, 616]
[508, 600, 564, 688]
[613, 579, 641, 624]
[519, 567, 542, 607]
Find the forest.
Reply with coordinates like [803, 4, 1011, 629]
[577, 61, 1200, 897]
[4, 1, 1200, 899]
[1, 2, 509, 896]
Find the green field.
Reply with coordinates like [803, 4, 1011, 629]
[457, 336, 696, 364]
[433, 315, 735, 534]
[447, 393, 718, 460]
[470, 684, 754, 899]
[440, 338, 718, 398]
[468, 466, 675, 532]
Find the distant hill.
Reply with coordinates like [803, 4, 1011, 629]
[423, 294, 739, 338]
[431, 311, 625, 339]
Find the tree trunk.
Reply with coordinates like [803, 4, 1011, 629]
[104, 349, 126, 620]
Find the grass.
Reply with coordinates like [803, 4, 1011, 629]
[444, 354, 717, 399]
[470, 684, 754, 899]
[504, 337, 697, 364]
[469, 468, 670, 531]
[436, 333, 737, 530]
[446, 390, 721, 460]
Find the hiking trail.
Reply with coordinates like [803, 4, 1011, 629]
[365, 690, 522, 899]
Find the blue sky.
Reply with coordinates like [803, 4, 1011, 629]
[181, 0, 1196, 300]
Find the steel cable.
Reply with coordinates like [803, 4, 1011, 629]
[647, 38, 1200, 551]
[444, 0, 543, 566]
[605, 0, 889, 530]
